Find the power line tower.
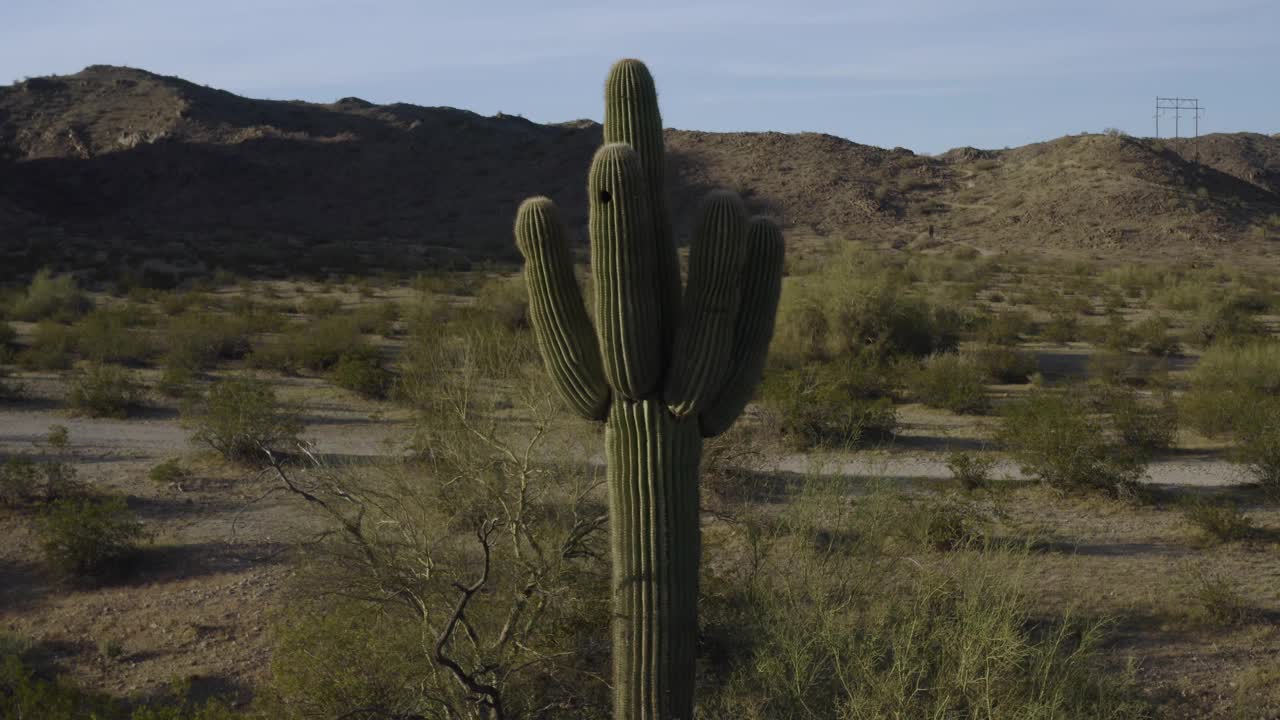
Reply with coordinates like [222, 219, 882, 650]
[1155, 96, 1205, 161]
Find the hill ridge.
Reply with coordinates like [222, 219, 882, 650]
[1, 65, 1278, 279]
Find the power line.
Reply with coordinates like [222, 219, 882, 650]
[1155, 96, 1205, 161]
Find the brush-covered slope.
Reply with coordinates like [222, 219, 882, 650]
[0, 66, 1277, 280]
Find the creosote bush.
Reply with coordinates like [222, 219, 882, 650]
[760, 357, 897, 449]
[184, 375, 302, 464]
[67, 364, 143, 419]
[36, 496, 149, 579]
[908, 352, 990, 414]
[9, 268, 92, 323]
[999, 388, 1145, 495]
[1180, 497, 1254, 544]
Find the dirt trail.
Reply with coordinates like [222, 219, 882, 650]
[779, 453, 1248, 487]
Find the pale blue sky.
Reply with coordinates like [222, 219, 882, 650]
[3, 0, 1276, 153]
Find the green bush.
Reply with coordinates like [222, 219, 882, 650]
[162, 312, 253, 372]
[1232, 402, 1280, 494]
[946, 450, 996, 491]
[16, 321, 76, 370]
[972, 344, 1036, 384]
[252, 316, 367, 374]
[1132, 315, 1180, 356]
[67, 364, 142, 418]
[1180, 341, 1280, 438]
[977, 309, 1031, 345]
[8, 268, 92, 322]
[72, 307, 156, 365]
[1095, 385, 1177, 455]
[907, 353, 989, 414]
[0, 649, 240, 719]
[148, 458, 189, 485]
[760, 358, 898, 449]
[36, 496, 148, 578]
[1041, 310, 1080, 343]
[1180, 497, 1254, 544]
[185, 375, 302, 463]
[329, 352, 393, 399]
[999, 389, 1146, 494]
[699, 493, 1146, 719]
[1188, 300, 1263, 348]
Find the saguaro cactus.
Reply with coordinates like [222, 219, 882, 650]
[515, 59, 783, 720]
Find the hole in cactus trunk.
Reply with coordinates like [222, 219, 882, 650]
[598, 189, 612, 204]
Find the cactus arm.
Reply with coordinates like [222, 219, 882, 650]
[699, 217, 785, 437]
[604, 59, 682, 354]
[663, 190, 748, 418]
[515, 197, 611, 421]
[590, 143, 664, 399]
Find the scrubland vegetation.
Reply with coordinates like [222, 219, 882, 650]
[3, 245, 1280, 718]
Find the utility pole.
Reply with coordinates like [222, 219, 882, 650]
[1155, 97, 1205, 161]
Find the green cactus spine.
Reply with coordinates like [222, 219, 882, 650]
[515, 58, 783, 720]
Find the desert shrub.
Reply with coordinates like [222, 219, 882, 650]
[72, 307, 156, 365]
[907, 352, 989, 414]
[1091, 313, 1136, 352]
[0, 321, 15, 353]
[1180, 497, 1254, 544]
[261, 367, 611, 720]
[36, 496, 148, 578]
[162, 312, 253, 372]
[0, 366, 20, 401]
[299, 295, 343, 317]
[8, 268, 92, 322]
[1180, 340, 1280, 438]
[1132, 315, 1180, 356]
[0, 431, 79, 507]
[474, 275, 529, 330]
[999, 389, 1145, 494]
[148, 458, 189, 486]
[1232, 402, 1280, 494]
[977, 309, 1031, 345]
[759, 358, 898, 449]
[1096, 386, 1178, 455]
[349, 301, 400, 336]
[16, 321, 76, 370]
[67, 364, 142, 418]
[699, 487, 1146, 719]
[1041, 310, 1080, 343]
[184, 375, 302, 464]
[772, 294, 830, 365]
[1187, 300, 1263, 348]
[946, 450, 996, 491]
[828, 279, 959, 359]
[972, 344, 1036, 383]
[1186, 565, 1254, 626]
[0, 649, 240, 719]
[253, 316, 368, 373]
[329, 352, 393, 399]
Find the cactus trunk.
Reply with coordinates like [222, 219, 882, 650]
[607, 399, 701, 720]
[515, 59, 783, 719]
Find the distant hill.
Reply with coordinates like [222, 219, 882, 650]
[1, 65, 1278, 282]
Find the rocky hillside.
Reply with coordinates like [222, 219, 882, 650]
[1, 66, 1277, 281]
